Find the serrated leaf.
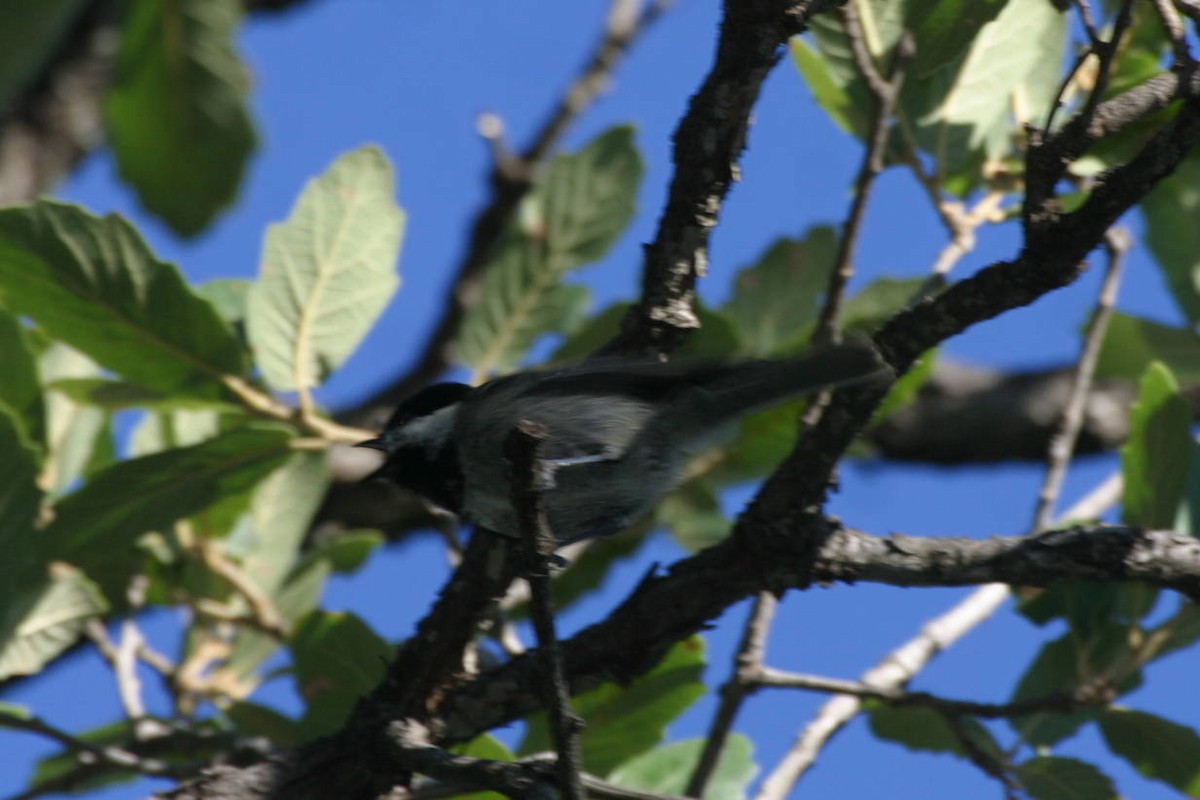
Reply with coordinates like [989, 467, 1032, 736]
[1122, 362, 1191, 529]
[867, 704, 1002, 758]
[43, 425, 293, 596]
[520, 637, 705, 776]
[1016, 756, 1117, 800]
[458, 126, 641, 374]
[607, 735, 757, 800]
[247, 146, 404, 392]
[104, 0, 256, 236]
[905, 0, 1066, 183]
[1142, 154, 1200, 324]
[905, 0, 1010, 77]
[1098, 709, 1200, 794]
[1096, 312, 1200, 382]
[0, 201, 248, 397]
[0, 566, 107, 679]
[724, 231, 834, 357]
[290, 610, 391, 739]
[0, 309, 44, 450]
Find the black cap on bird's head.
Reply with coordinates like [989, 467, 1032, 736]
[356, 382, 472, 452]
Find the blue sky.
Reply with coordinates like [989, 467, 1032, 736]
[2, 2, 1193, 798]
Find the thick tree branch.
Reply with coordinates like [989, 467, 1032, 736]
[610, 0, 843, 355]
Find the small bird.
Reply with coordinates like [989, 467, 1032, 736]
[360, 342, 891, 546]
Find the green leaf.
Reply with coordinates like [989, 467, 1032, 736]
[520, 637, 706, 776]
[870, 347, 937, 425]
[791, 36, 870, 138]
[1016, 756, 1117, 800]
[226, 451, 330, 595]
[0, 0, 88, 111]
[1142, 154, 1200, 324]
[30, 719, 140, 794]
[104, 0, 256, 236]
[48, 377, 239, 411]
[290, 610, 391, 739]
[712, 397, 809, 484]
[458, 126, 642, 374]
[905, 0, 1010, 77]
[0, 404, 43, 594]
[1009, 625, 1139, 746]
[842, 277, 927, 332]
[657, 482, 730, 552]
[1121, 362, 1191, 528]
[43, 425, 293, 596]
[0, 309, 44, 450]
[197, 278, 251, 328]
[867, 704, 1002, 758]
[0, 201, 248, 396]
[1098, 709, 1200, 794]
[1095, 313, 1200, 382]
[298, 530, 383, 575]
[247, 146, 404, 392]
[0, 566, 108, 680]
[444, 735, 515, 800]
[607, 735, 757, 800]
[903, 0, 1066, 184]
[723, 231, 834, 357]
[40, 343, 110, 496]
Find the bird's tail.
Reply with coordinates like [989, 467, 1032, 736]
[685, 340, 893, 431]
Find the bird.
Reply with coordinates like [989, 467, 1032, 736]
[359, 341, 891, 546]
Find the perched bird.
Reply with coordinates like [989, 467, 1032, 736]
[360, 342, 891, 545]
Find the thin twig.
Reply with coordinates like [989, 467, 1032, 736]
[685, 592, 776, 798]
[189, 532, 289, 639]
[749, 667, 1112, 718]
[0, 707, 179, 778]
[1152, 0, 1193, 63]
[752, 477, 1123, 800]
[505, 421, 585, 800]
[942, 712, 1020, 799]
[813, 11, 913, 345]
[1032, 227, 1129, 531]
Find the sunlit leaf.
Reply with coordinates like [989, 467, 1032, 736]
[43, 425, 293, 596]
[247, 146, 404, 392]
[104, 0, 256, 236]
[607, 735, 757, 800]
[0, 201, 247, 397]
[0, 566, 107, 679]
[40, 344, 109, 497]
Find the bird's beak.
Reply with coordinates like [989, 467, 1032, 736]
[356, 438, 386, 451]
